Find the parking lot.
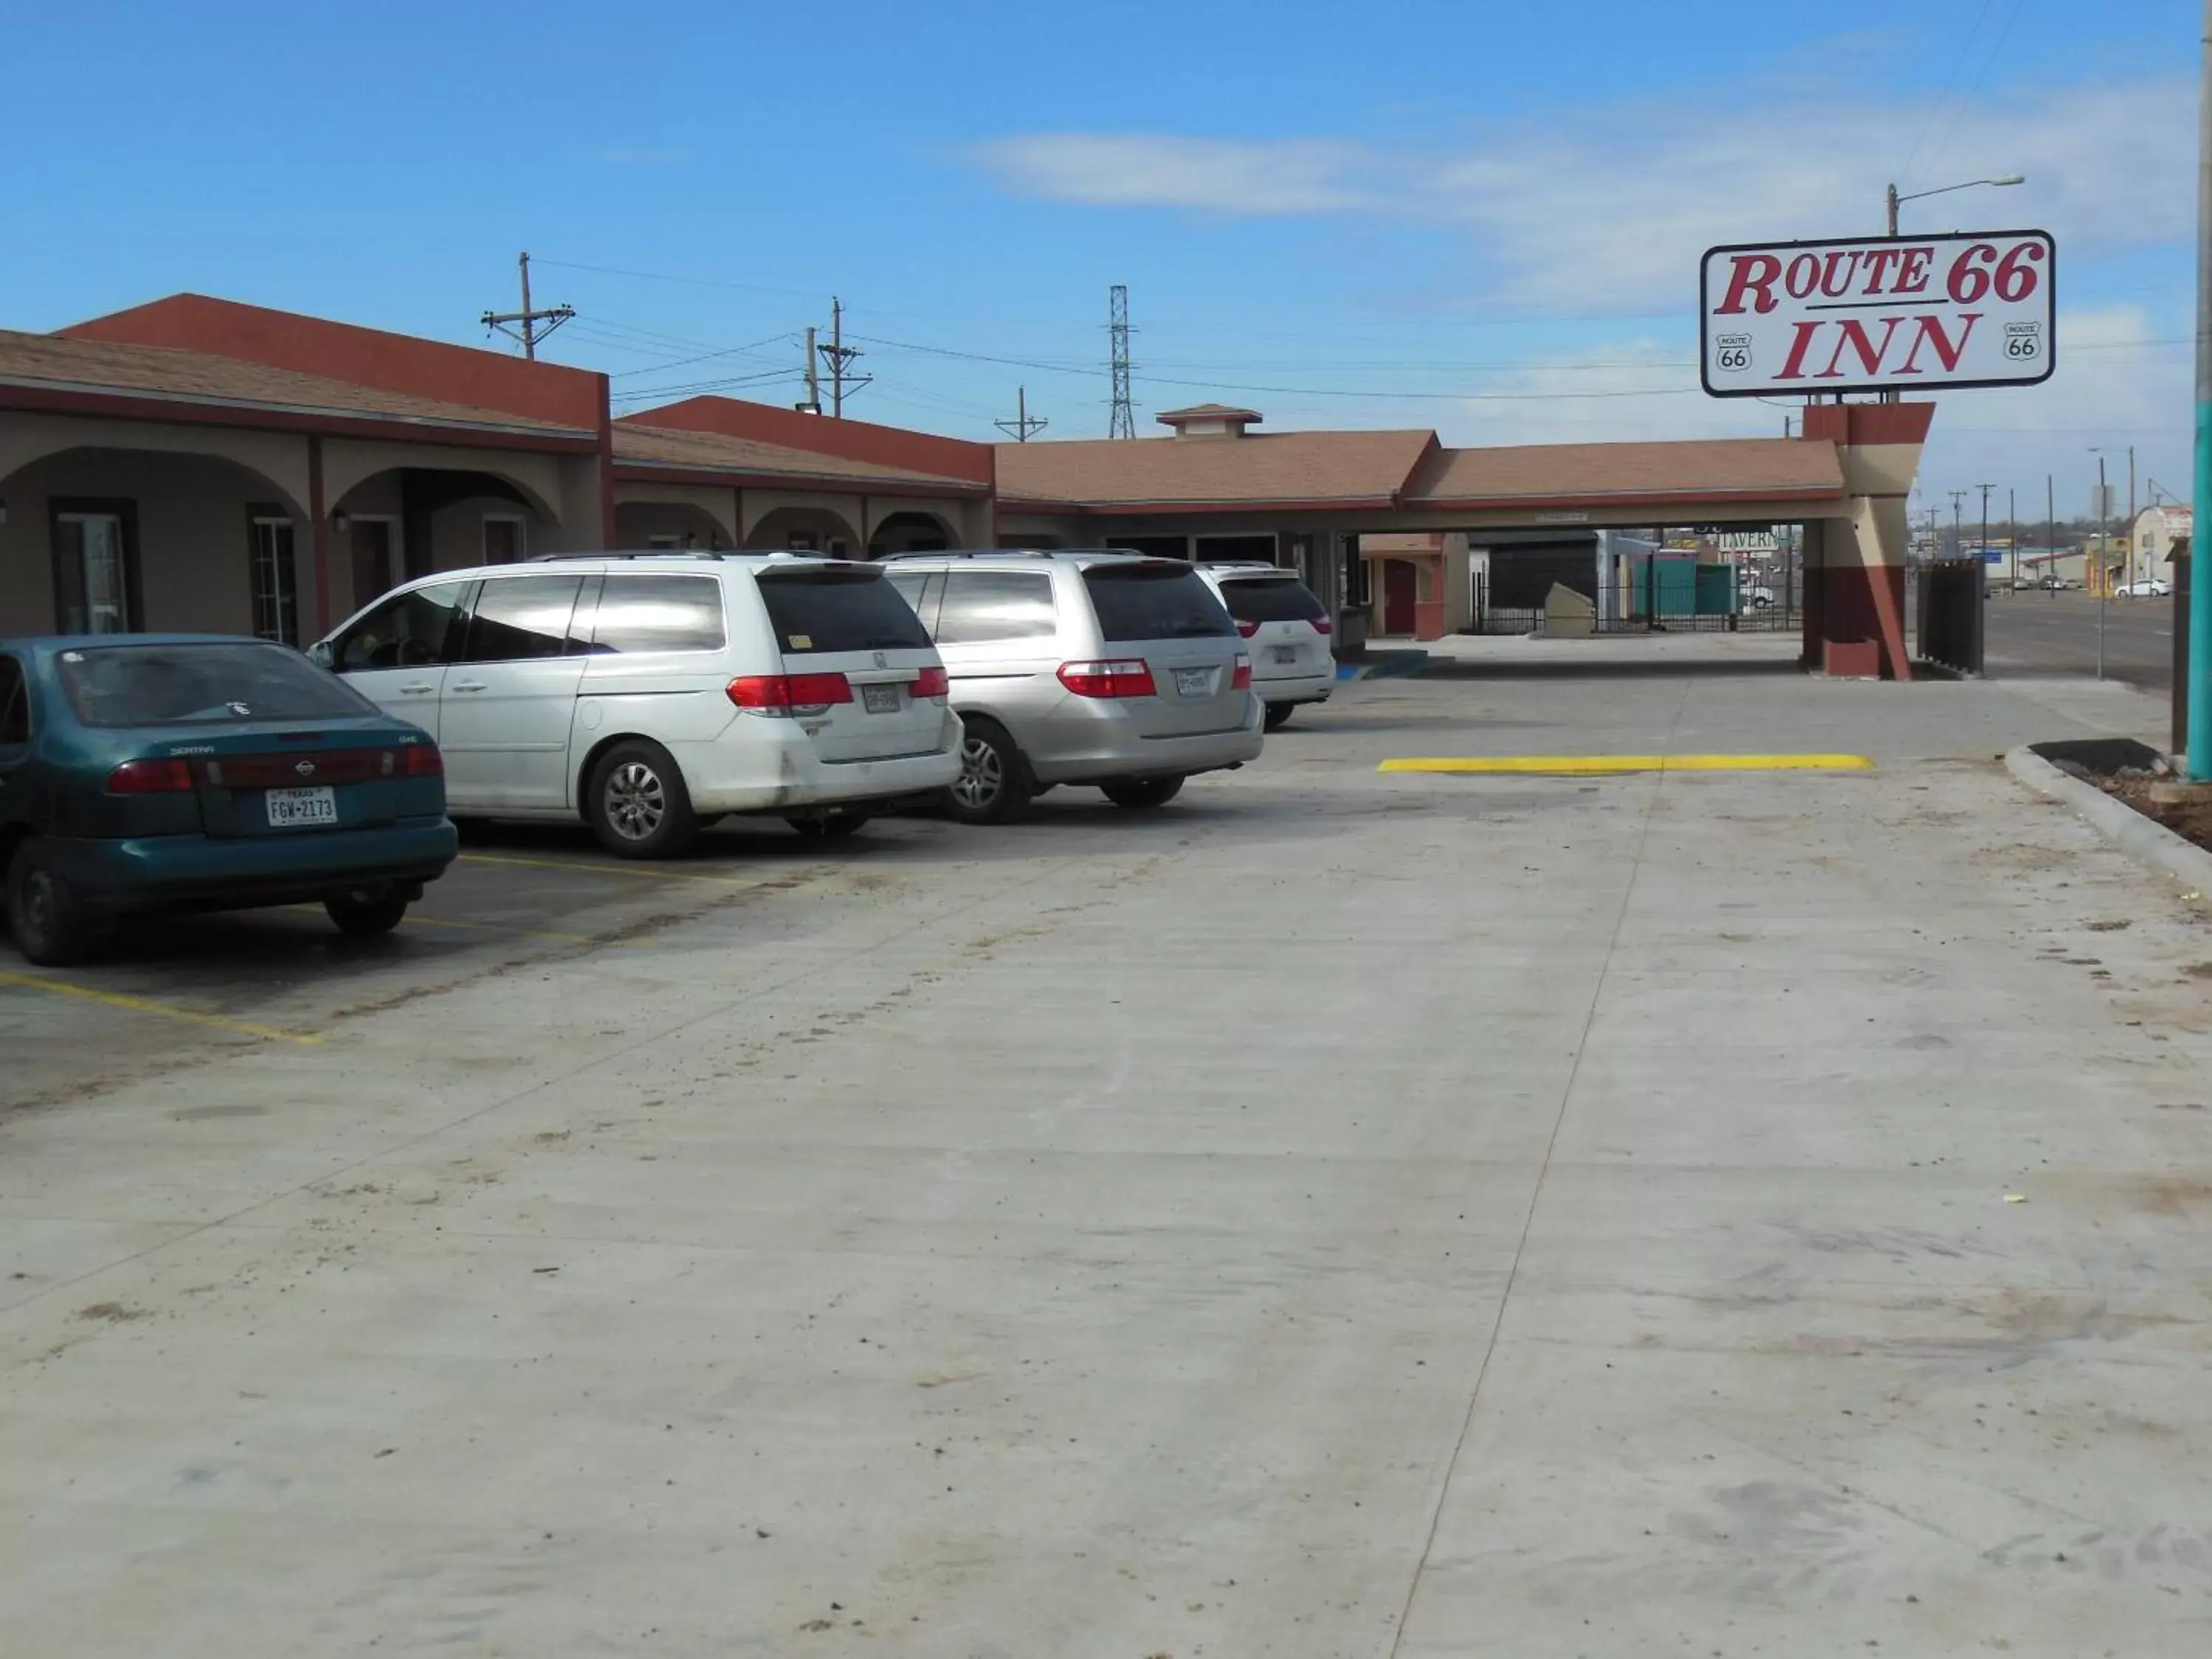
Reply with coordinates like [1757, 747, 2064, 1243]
[5, 653, 2211, 1658]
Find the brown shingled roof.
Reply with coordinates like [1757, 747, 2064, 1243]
[1408, 438, 1843, 507]
[613, 422, 987, 494]
[0, 327, 592, 437]
[996, 428, 1436, 510]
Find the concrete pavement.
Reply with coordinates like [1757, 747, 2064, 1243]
[3, 661, 2210, 1657]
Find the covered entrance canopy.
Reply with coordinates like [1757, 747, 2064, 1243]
[995, 401, 1933, 679]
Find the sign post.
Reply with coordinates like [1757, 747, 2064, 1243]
[1700, 231, 2056, 397]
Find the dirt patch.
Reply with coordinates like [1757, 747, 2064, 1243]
[2091, 773, 2212, 856]
[76, 1301, 151, 1323]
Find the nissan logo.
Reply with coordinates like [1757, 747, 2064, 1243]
[294, 761, 316, 777]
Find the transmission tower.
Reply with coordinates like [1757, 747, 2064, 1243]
[480, 252, 574, 361]
[995, 385, 1048, 443]
[1107, 284, 1134, 439]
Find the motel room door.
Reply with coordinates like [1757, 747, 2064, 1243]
[1381, 559, 1417, 636]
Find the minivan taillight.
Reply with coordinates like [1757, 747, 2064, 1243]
[1235, 619, 1261, 638]
[402, 744, 443, 777]
[105, 757, 195, 794]
[727, 672, 855, 714]
[1311, 616, 1334, 635]
[1232, 653, 1253, 691]
[1057, 660, 1156, 699]
[911, 665, 950, 699]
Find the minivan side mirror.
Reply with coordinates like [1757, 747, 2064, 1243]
[307, 641, 335, 670]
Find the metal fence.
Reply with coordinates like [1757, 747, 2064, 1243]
[1467, 573, 1803, 636]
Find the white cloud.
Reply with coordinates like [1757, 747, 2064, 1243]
[967, 133, 1372, 214]
[967, 77, 2192, 311]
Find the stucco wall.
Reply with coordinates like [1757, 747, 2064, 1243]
[0, 448, 316, 638]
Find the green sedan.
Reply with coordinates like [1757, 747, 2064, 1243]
[0, 635, 459, 965]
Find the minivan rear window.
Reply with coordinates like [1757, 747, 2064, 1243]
[58, 642, 377, 727]
[590, 574, 727, 654]
[1217, 574, 1326, 624]
[757, 567, 934, 654]
[1082, 563, 1236, 642]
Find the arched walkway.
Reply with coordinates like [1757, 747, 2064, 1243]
[744, 504, 863, 554]
[0, 444, 313, 640]
[868, 509, 956, 556]
[329, 465, 564, 616]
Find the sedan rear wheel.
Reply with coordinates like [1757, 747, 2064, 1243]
[325, 890, 410, 938]
[5, 837, 111, 967]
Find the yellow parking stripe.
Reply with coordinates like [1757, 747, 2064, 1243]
[1378, 754, 1873, 775]
[276, 905, 647, 949]
[457, 851, 778, 886]
[0, 970, 323, 1045]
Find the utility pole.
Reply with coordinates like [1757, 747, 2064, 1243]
[2128, 444, 2138, 586]
[1978, 484, 1994, 573]
[1948, 489, 1968, 559]
[818, 298, 869, 418]
[994, 386, 1049, 443]
[1107, 285, 1135, 439]
[480, 251, 574, 361]
[2047, 473, 2055, 597]
[798, 326, 821, 415]
[2008, 486, 2017, 591]
[2098, 451, 2110, 679]
[2197, 0, 2212, 776]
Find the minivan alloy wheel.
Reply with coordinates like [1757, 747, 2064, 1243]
[953, 734, 1004, 810]
[605, 760, 667, 840]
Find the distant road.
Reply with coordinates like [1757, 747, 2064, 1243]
[1981, 590, 2174, 692]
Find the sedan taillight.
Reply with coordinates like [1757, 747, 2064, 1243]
[105, 757, 195, 794]
[402, 744, 443, 777]
[1057, 660, 1155, 699]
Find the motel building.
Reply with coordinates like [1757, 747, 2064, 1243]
[4, 295, 1934, 678]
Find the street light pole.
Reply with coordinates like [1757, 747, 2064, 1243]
[1882, 176, 2021, 402]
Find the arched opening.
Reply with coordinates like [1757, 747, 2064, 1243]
[329, 466, 563, 618]
[0, 445, 311, 641]
[745, 504, 863, 555]
[868, 509, 956, 556]
[616, 500, 732, 554]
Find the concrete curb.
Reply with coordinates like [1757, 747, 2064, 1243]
[1351, 649, 1432, 682]
[2004, 745, 2212, 894]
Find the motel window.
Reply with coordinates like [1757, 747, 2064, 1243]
[248, 512, 300, 645]
[51, 502, 139, 634]
[483, 516, 526, 565]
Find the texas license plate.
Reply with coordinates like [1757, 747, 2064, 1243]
[1270, 644, 1300, 664]
[862, 684, 901, 714]
[265, 785, 337, 828]
[1174, 667, 1214, 698]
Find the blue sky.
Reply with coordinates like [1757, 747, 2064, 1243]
[1, 0, 2197, 521]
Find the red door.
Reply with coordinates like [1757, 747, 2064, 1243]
[1382, 559, 1417, 636]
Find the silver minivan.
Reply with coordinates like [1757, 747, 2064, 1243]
[881, 550, 1262, 824]
[312, 554, 959, 858]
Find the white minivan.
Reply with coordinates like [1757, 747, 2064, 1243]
[311, 554, 960, 858]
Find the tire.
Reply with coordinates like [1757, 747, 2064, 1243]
[585, 739, 699, 859]
[1263, 703, 1295, 732]
[786, 810, 871, 841]
[5, 837, 111, 967]
[943, 717, 1032, 826]
[1100, 776, 1185, 810]
[324, 890, 409, 938]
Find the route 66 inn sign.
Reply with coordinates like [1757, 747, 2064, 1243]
[1700, 229, 2055, 397]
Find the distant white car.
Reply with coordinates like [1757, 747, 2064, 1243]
[2118, 577, 2172, 599]
[1741, 585, 1776, 610]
